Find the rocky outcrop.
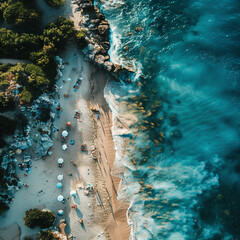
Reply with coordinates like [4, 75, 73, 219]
[75, 0, 136, 83]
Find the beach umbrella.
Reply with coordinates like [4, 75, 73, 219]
[57, 174, 63, 181]
[56, 182, 63, 188]
[58, 158, 64, 164]
[58, 210, 64, 216]
[57, 195, 64, 202]
[62, 144, 68, 150]
[70, 190, 77, 197]
[15, 148, 22, 155]
[62, 130, 68, 137]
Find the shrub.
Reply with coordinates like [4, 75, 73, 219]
[0, 202, 9, 215]
[20, 87, 32, 104]
[23, 208, 56, 229]
[24, 64, 50, 88]
[76, 29, 88, 49]
[30, 51, 51, 69]
[43, 0, 65, 8]
[0, 28, 43, 59]
[3, 2, 40, 27]
[43, 17, 75, 50]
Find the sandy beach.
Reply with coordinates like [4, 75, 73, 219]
[0, 1, 130, 239]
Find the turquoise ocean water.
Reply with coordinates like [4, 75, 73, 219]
[96, 0, 240, 239]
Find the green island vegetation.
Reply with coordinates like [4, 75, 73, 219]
[44, 0, 65, 8]
[0, 0, 40, 30]
[0, 63, 51, 110]
[0, 13, 87, 111]
[23, 208, 56, 229]
[76, 29, 88, 49]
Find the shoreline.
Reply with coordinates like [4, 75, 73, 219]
[89, 70, 131, 240]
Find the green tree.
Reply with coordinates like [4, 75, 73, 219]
[0, 28, 42, 59]
[20, 87, 32, 103]
[24, 64, 50, 87]
[3, 2, 39, 27]
[76, 29, 88, 49]
[23, 208, 56, 229]
[43, 0, 65, 8]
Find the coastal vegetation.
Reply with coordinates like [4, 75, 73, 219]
[76, 29, 88, 49]
[44, 0, 65, 8]
[23, 208, 56, 229]
[0, 15, 88, 110]
[0, 0, 40, 30]
[0, 28, 42, 59]
[0, 63, 51, 110]
[2, 1, 39, 27]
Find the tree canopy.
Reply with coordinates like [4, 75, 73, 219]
[0, 28, 43, 59]
[23, 208, 56, 229]
[43, 0, 65, 8]
[2, 1, 40, 28]
[0, 63, 50, 109]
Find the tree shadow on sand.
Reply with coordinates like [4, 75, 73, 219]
[73, 195, 81, 205]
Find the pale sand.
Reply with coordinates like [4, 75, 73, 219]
[0, 223, 20, 240]
[89, 71, 131, 240]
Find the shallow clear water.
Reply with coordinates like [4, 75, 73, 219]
[97, 0, 240, 239]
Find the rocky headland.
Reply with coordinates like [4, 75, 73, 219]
[74, 0, 136, 83]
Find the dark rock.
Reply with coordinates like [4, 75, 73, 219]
[98, 24, 109, 35]
[134, 26, 144, 32]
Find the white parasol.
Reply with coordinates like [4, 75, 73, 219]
[62, 144, 68, 150]
[62, 130, 68, 137]
[58, 158, 64, 164]
[57, 174, 63, 181]
[57, 195, 64, 202]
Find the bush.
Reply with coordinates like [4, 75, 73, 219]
[3, 2, 40, 27]
[20, 87, 32, 103]
[0, 28, 43, 59]
[76, 29, 88, 49]
[43, 17, 75, 50]
[24, 64, 50, 88]
[23, 208, 56, 229]
[30, 51, 51, 69]
[0, 202, 9, 215]
[43, 0, 65, 8]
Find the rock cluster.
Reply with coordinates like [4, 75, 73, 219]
[75, 0, 136, 82]
[0, 154, 21, 203]
[0, 93, 56, 204]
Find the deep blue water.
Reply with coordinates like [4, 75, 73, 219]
[97, 0, 240, 239]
